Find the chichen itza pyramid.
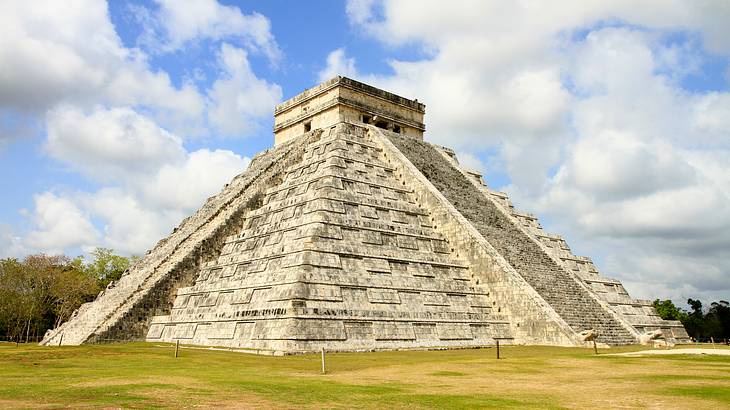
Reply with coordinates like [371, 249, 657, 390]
[41, 77, 688, 353]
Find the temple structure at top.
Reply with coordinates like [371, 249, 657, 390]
[273, 76, 425, 145]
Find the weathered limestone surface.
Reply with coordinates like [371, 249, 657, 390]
[42, 76, 688, 350]
[41, 134, 314, 346]
[385, 134, 638, 345]
[274, 76, 425, 145]
[147, 123, 516, 353]
[373, 128, 579, 346]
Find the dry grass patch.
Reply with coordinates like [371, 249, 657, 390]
[1, 343, 728, 409]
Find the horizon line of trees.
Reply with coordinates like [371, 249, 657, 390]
[653, 298, 730, 341]
[0, 248, 136, 343]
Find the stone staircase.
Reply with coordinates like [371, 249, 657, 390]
[478, 186, 688, 342]
[387, 135, 637, 345]
[145, 123, 514, 352]
[41, 135, 312, 346]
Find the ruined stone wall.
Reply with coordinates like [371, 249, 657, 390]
[338, 106, 422, 139]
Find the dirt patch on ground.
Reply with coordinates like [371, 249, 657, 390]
[325, 352, 729, 409]
[140, 387, 287, 410]
[73, 375, 203, 388]
[0, 399, 56, 410]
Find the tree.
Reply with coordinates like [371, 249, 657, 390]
[0, 249, 135, 342]
[0, 258, 32, 341]
[652, 299, 687, 321]
[49, 259, 99, 328]
[0, 255, 60, 341]
[683, 298, 706, 339]
[707, 301, 730, 340]
[83, 248, 132, 288]
[651, 298, 730, 341]
[687, 298, 703, 318]
[0, 254, 100, 342]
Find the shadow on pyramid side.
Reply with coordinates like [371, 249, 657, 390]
[41, 77, 688, 353]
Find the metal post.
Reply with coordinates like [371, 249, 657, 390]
[58, 333, 63, 346]
[175, 340, 180, 358]
[321, 347, 326, 374]
[711, 337, 716, 349]
[496, 339, 500, 359]
[592, 339, 598, 355]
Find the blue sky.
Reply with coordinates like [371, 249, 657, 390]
[1, 0, 729, 305]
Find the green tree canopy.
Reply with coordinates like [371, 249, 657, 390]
[652, 299, 688, 321]
[83, 248, 132, 288]
[0, 248, 133, 342]
[0, 255, 99, 341]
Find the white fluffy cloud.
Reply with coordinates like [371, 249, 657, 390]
[24, 192, 100, 254]
[691, 92, 730, 142]
[46, 106, 186, 181]
[207, 44, 282, 137]
[348, 1, 730, 55]
[0, 0, 204, 133]
[81, 188, 182, 256]
[1, 1, 274, 257]
[346, 0, 730, 303]
[557, 132, 696, 202]
[0, 0, 281, 141]
[138, 0, 282, 63]
[318, 48, 359, 82]
[0, 224, 29, 258]
[38, 106, 250, 255]
[141, 148, 249, 211]
[346, 0, 730, 144]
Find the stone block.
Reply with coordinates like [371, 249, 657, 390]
[344, 321, 373, 340]
[363, 257, 391, 273]
[173, 323, 197, 339]
[413, 323, 438, 340]
[253, 319, 346, 340]
[367, 288, 401, 304]
[373, 322, 416, 340]
[231, 289, 254, 305]
[437, 323, 473, 340]
[422, 292, 450, 306]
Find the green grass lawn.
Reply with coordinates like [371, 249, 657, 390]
[1, 342, 728, 409]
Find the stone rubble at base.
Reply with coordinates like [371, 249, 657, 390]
[41, 77, 688, 353]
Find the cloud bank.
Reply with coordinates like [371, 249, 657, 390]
[341, 0, 730, 303]
[0, 0, 267, 257]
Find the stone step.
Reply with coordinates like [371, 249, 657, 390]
[387, 135, 636, 345]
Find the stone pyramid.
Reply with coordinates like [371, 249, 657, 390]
[41, 77, 688, 352]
